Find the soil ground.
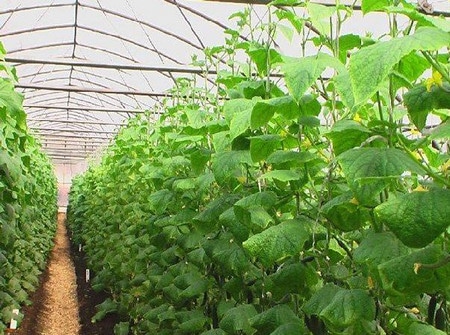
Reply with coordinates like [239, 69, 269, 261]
[14, 213, 119, 335]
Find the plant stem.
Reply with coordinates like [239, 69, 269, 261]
[421, 51, 450, 83]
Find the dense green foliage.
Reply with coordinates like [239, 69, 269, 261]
[68, 1, 449, 334]
[0, 43, 58, 331]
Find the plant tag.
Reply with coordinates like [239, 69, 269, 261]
[86, 269, 90, 282]
[79, 244, 82, 252]
[9, 309, 19, 329]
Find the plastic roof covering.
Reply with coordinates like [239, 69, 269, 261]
[1, 0, 449, 164]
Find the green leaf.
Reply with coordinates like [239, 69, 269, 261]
[92, 298, 117, 323]
[353, 232, 410, 269]
[195, 194, 240, 225]
[319, 289, 376, 332]
[247, 44, 282, 76]
[374, 188, 450, 248]
[219, 304, 257, 335]
[251, 96, 298, 128]
[230, 109, 252, 141]
[377, 245, 450, 297]
[249, 134, 282, 162]
[349, 27, 450, 104]
[234, 191, 278, 210]
[337, 147, 424, 205]
[282, 53, 344, 103]
[174, 273, 209, 300]
[260, 170, 301, 182]
[249, 305, 301, 335]
[335, 70, 355, 108]
[306, 2, 335, 36]
[397, 317, 448, 335]
[429, 120, 450, 140]
[325, 120, 371, 156]
[393, 52, 429, 91]
[404, 82, 450, 130]
[321, 192, 371, 231]
[114, 322, 130, 335]
[267, 150, 316, 166]
[303, 284, 343, 316]
[270, 322, 307, 335]
[0, 79, 25, 120]
[201, 330, 227, 335]
[338, 34, 361, 63]
[147, 189, 174, 215]
[203, 236, 251, 275]
[178, 314, 209, 333]
[361, 0, 390, 14]
[243, 219, 310, 267]
[234, 205, 274, 231]
[219, 208, 250, 242]
[223, 98, 258, 124]
[212, 150, 252, 186]
[267, 262, 318, 300]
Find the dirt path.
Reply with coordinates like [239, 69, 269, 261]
[16, 213, 81, 335]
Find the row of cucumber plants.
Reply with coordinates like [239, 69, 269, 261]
[67, 1, 449, 334]
[0, 43, 58, 331]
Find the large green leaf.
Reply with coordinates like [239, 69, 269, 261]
[319, 289, 376, 332]
[219, 304, 257, 335]
[282, 53, 344, 103]
[247, 43, 282, 76]
[212, 150, 252, 186]
[249, 134, 282, 162]
[270, 322, 307, 335]
[377, 245, 450, 297]
[223, 98, 259, 123]
[194, 194, 240, 225]
[251, 96, 298, 129]
[260, 170, 301, 183]
[325, 120, 371, 156]
[374, 188, 450, 248]
[249, 305, 301, 335]
[266, 262, 318, 300]
[321, 192, 371, 231]
[203, 236, 251, 275]
[147, 189, 174, 215]
[230, 109, 252, 141]
[0, 79, 25, 121]
[234, 192, 277, 231]
[234, 205, 274, 231]
[397, 317, 448, 335]
[306, 2, 335, 36]
[337, 147, 424, 205]
[361, 0, 390, 14]
[353, 232, 410, 269]
[266, 150, 316, 166]
[429, 120, 450, 140]
[349, 27, 450, 104]
[303, 284, 343, 316]
[243, 219, 310, 267]
[404, 82, 450, 130]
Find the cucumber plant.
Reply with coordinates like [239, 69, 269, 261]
[0, 42, 58, 331]
[68, 1, 449, 334]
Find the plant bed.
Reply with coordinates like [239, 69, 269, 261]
[68, 227, 121, 335]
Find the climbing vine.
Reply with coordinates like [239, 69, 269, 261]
[68, 1, 449, 334]
[0, 43, 58, 331]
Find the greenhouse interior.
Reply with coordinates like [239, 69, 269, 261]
[1, 0, 449, 334]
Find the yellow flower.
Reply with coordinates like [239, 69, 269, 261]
[413, 185, 428, 192]
[441, 159, 450, 173]
[425, 71, 443, 92]
[353, 113, 362, 123]
[409, 128, 421, 136]
[349, 197, 359, 205]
